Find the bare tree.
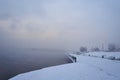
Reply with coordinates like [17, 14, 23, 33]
[116, 48, 120, 52]
[92, 47, 100, 52]
[108, 44, 116, 52]
[80, 46, 87, 53]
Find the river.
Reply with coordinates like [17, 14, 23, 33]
[0, 48, 72, 80]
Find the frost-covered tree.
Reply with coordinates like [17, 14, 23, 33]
[116, 48, 120, 52]
[80, 46, 87, 53]
[108, 44, 116, 52]
[92, 47, 100, 52]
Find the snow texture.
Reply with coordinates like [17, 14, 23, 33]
[10, 52, 120, 80]
[84, 52, 120, 60]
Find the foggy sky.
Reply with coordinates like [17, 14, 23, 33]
[0, 0, 120, 50]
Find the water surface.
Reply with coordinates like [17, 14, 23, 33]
[0, 48, 72, 80]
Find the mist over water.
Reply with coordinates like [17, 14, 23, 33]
[0, 0, 120, 80]
[0, 48, 71, 80]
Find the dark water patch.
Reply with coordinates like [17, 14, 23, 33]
[0, 48, 72, 80]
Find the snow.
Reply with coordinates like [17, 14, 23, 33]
[9, 52, 120, 80]
[84, 52, 120, 60]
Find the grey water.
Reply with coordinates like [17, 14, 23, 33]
[0, 48, 72, 80]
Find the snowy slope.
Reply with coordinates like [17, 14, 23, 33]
[10, 53, 120, 80]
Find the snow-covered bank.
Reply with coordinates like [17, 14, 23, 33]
[84, 52, 120, 60]
[9, 53, 120, 80]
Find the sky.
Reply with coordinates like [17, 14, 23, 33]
[0, 0, 120, 50]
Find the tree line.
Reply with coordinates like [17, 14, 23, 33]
[80, 43, 120, 53]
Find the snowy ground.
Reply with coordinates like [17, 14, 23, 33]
[84, 52, 120, 60]
[10, 52, 120, 80]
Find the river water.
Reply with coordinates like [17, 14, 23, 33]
[0, 48, 72, 80]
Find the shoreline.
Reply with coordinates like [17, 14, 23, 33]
[0, 49, 72, 80]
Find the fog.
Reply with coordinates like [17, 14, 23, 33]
[0, 0, 120, 50]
